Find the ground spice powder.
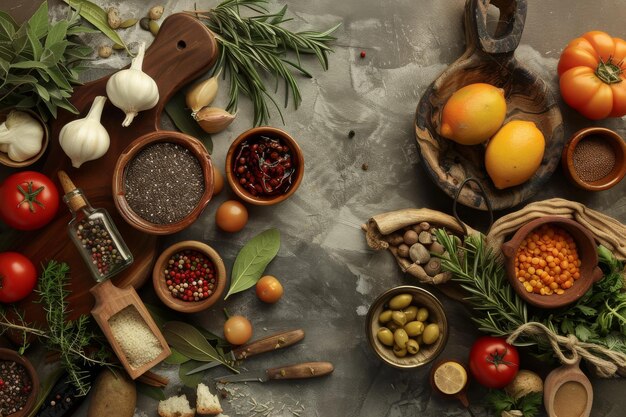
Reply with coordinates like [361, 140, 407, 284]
[125, 143, 204, 224]
[572, 136, 616, 182]
[109, 306, 162, 368]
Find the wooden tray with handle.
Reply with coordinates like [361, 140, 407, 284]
[414, 0, 564, 211]
[9, 13, 218, 340]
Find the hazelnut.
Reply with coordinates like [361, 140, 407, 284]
[149, 5, 164, 20]
[403, 230, 419, 245]
[397, 244, 410, 258]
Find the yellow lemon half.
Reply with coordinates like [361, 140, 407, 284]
[485, 120, 546, 189]
[433, 361, 468, 395]
[439, 83, 507, 145]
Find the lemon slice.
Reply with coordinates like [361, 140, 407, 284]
[433, 362, 467, 395]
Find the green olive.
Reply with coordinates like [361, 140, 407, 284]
[404, 320, 425, 337]
[393, 345, 407, 357]
[403, 306, 418, 322]
[377, 328, 394, 346]
[386, 322, 400, 332]
[393, 329, 409, 348]
[378, 310, 393, 324]
[406, 339, 419, 355]
[416, 307, 429, 322]
[391, 311, 407, 326]
[389, 294, 412, 310]
[422, 323, 440, 345]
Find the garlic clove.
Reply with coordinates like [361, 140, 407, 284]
[186, 74, 219, 113]
[194, 107, 236, 134]
[0, 110, 44, 162]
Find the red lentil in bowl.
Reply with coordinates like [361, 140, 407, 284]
[226, 127, 304, 205]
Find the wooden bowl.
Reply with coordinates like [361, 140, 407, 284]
[414, 0, 564, 210]
[0, 108, 49, 168]
[543, 361, 593, 417]
[366, 285, 448, 369]
[501, 216, 603, 309]
[561, 127, 626, 191]
[225, 127, 304, 206]
[152, 240, 226, 313]
[0, 348, 40, 417]
[112, 132, 214, 235]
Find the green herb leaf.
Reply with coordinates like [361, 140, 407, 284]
[27, 1, 49, 40]
[164, 347, 191, 365]
[179, 360, 205, 388]
[0, 12, 17, 40]
[164, 90, 213, 153]
[225, 228, 280, 299]
[136, 382, 166, 401]
[518, 392, 543, 417]
[62, 0, 130, 55]
[484, 389, 516, 414]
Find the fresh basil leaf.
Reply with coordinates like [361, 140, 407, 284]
[0, 11, 18, 38]
[27, 1, 49, 39]
[4, 73, 38, 86]
[10, 60, 49, 69]
[179, 360, 204, 388]
[225, 228, 280, 299]
[45, 20, 68, 48]
[26, 27, 42, 60]
[165, 90, 213, 153]
[51, 96, 78, 114]
[34, 83, 50, 101]
[136, 383, 166, 401]
[11, 34, 28, 55]
[0, 43, 14, 61]
[63, 0, 131, 55]
[45, 65, 71, 89]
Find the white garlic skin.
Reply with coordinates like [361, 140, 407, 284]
[106, 42, 159, 127]
[59, 96, 110, 168]
[0, 110, 44, 162]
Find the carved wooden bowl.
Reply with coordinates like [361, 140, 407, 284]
[415, 0, 564, 210]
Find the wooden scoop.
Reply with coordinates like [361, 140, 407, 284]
[414, 0, 564, 211]
[90, 280, 171, 379]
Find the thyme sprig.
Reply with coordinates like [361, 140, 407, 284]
[0, 261, 111, 396]
[192, 0, 340, 126]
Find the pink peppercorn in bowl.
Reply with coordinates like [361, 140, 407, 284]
[562, 127, 626, 191]
[152, 241, 226, 313]
[225, 127, 304, 206]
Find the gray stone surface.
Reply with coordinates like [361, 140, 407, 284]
[2, 0, 626, 416]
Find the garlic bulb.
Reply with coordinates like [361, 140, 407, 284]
[194, 107, 236, 134]
[59, 96, 110, 168]
[0, 110, 44, 162]
[106, 42, 159, 127]
[186, 74, 219, 114]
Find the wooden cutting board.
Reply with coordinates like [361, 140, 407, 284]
[9, 13, 217, 337]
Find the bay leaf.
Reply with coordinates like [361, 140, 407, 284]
[162, 321, 223, 362]
[165, 90, 213, 153]
[164, 347, 190, 365]
[179, 360, 204, 388]
[225, 228, 280, 299]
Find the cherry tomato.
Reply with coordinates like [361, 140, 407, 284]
[256, 275, 284, 303]
[469, 336, 519, 388]
[0, 252, 37, 303]
[215, 200, 248, 232]
[212, 165, 224, 195]
[0, 171, 59, 231]
[223, 315, 253, 345]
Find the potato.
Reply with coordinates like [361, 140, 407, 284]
[504, 369, 543, 400]
[87, 368, 137, 417]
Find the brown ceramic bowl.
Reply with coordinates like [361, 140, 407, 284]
[0, 108, 49, 168]
[0, 348, 40, 417]
[152, 240, 226, 313]
[366, 285, 448, 369]
[562, 127, 626, 191]
[501, 216, 603, 309]
[113, 132, 214, 235]
[225, 127, 304, 205]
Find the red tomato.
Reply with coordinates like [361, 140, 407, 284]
[0, 171, 59, 230]
[469, 336, 519, 388]
[558, 31, 626, 119]
[215, 200, 248, 232]
[256, 275, 284, 303]
[223, 315, 253, 345]
[0, 252, 37, 303]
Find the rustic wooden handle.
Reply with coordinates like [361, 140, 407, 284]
[466, 0, 527, 55]
[233, 329, 305, 360]
[266, 362, 334, 380]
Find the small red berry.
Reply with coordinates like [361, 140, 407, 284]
[360, 50, 366, 58]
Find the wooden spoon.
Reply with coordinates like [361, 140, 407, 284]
[414, 0, 564, 210]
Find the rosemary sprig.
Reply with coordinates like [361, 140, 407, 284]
[0, 261, 111, 396]
[193, 0, 339, 126]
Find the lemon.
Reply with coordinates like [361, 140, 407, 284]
[485, 120, 545, 189]
[433, 361, 467, 395]
[439, 83, 507, 145]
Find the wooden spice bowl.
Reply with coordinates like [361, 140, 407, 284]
[501, 216, 604, 309]
[366, 285, 448, 369]
[225, 127, 304, 206]
[0, 348, 40, 417]
[112, 131, 214, 235]
[561, 127, 626, 191]
[152, 240, 226, 313]
[0, 108, 49, 168]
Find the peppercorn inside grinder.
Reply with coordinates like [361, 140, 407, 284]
[58, 171, 170, 379]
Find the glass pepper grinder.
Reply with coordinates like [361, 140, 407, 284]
[58, 170, 133, 282]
